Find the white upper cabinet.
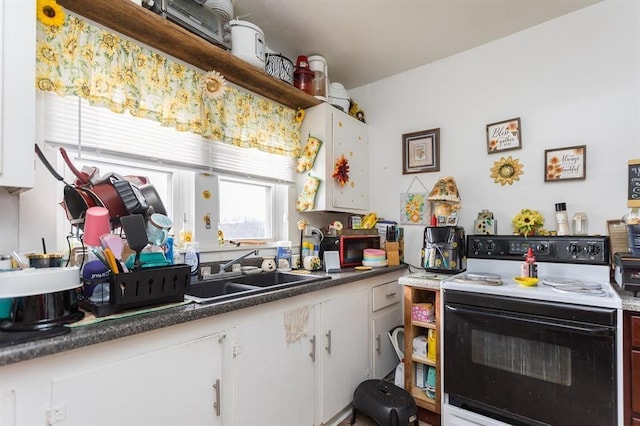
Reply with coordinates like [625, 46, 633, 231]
[0, 0, 35, 192]
[298, 103, 369, 213]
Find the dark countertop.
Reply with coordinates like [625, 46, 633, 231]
[0, 265, 408, 367]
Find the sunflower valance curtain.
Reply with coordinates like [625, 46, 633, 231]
[35, 14, 302, 157]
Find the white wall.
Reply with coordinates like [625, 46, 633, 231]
[350, 0, 640, 268]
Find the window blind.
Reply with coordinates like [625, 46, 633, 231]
[41, 92, 296, 183]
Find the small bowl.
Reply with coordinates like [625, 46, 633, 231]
[513, 277, 539, 287]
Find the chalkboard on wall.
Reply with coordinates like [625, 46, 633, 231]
[629, 159, 640, 207]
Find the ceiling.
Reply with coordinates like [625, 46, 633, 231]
[232, 0, 602, 90]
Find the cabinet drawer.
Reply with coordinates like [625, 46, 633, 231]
[633, 350, 640, 414]
[372, 281, 401, 312]
[632, 316, 640, 347]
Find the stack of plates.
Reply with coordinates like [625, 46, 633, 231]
[362, 249, 388, 268]
[362, 259, 388, 268]
[204, 0, 234, 20]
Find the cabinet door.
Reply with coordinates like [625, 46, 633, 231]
[319, 286, 370, 424]
[50, 333, 225, 426]
[633, 349, 640, 415]
[0, 0, 35, 190]
[330, 111, 369, 212]
[373, 305, 403, 379]
[234, 306, 316, 426]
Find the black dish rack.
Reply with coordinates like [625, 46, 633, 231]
[79, 264, 191, 317]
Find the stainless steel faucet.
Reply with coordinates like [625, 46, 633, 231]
[218, 249, 259, 273]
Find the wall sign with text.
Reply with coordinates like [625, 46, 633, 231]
[544, 145, 586, 182]
[629, 159, 640, 207]
[486, 117, 521, 154]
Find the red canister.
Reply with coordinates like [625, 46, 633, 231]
[294, 55, 314, 95]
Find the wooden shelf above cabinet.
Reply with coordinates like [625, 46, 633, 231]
[56, 0, 321, 110]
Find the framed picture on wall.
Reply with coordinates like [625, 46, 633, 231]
[544, 145, 587, 182]
[402, 128, 440, 174]
[486, 117, 522, 154]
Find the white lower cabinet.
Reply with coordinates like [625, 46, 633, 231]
[49, 333, 225, 426]
[0, 322, 230, 426]
[373, 305, 403, 378]
[234, 306, 317, 426]
[0, 270, 406, 426]
[318, 286, 370, 424]
[233, 285, 371, 426]
[371, 280, 404, 379]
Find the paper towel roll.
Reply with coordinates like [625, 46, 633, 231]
[412, 335, 427, 357]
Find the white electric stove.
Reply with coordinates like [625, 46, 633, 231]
[441, 235, 623, 426]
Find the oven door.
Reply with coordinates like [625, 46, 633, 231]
[443, 290, 617, 426]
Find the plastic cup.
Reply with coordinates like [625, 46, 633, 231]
[84, 207, 111, 247]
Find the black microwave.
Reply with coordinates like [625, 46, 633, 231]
[320, 235, 380, 267]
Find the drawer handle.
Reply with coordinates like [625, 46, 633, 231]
[385, 292, 397, 298]
[376, 334, 381, 354]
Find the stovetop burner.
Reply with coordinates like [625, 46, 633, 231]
[452, 272, 503, 286]
[540, 277, 607, 297]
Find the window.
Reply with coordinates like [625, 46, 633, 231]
[39, 92, 295, 253]
[219, 177, 273, 240]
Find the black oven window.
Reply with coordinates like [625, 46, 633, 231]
[471, 329, 572, 386]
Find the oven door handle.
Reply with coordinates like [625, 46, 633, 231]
[445, 304, 614, 336]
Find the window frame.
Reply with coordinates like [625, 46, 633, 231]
[38, 91, 296, 255]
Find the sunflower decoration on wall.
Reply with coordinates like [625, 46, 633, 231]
[37, 0, 65, 27]
[332, 154, 350, 187]
[202, 70, 227, 100]
[490, 156, 524, 186]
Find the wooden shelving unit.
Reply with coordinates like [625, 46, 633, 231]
[56, 0, 321, 110]
[403, 285, 441, 424]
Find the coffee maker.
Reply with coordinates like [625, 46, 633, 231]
[421, 226, 466, 273]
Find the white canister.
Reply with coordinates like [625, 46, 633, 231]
[307, 55, 328, 100]
[230, 19, 266, 68]
[329, 82, 350, 112]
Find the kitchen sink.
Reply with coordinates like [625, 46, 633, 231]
[185, 272, 330, 303]
[230, 271, 326, 287]
[187, 280, 261, 300]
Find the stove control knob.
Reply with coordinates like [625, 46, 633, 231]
[471, 240, 483, 252]
[486, 241, 495, 253]
[567, 242, 582, 255]
[535, 242, 548, 254]
[586, 244, 601, 256]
